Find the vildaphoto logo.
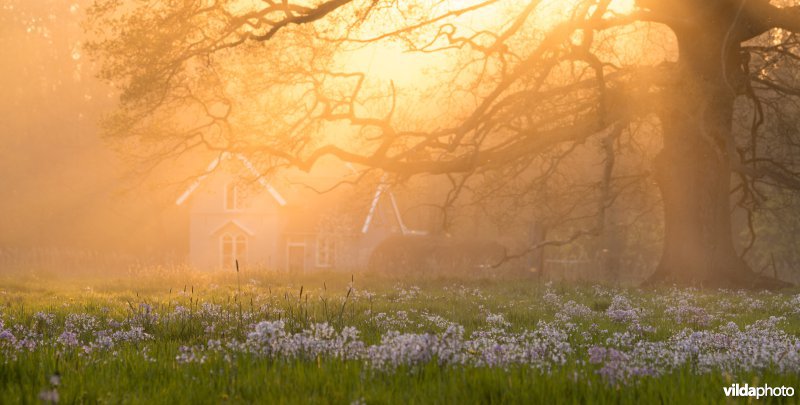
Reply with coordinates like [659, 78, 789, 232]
[723, 384, 795, 399]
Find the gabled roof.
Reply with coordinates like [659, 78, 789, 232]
[175, 153, 425, 236]
[360, 175, 427, 236]
[175, 153, 286, 207]
[210, 220, 256, 237]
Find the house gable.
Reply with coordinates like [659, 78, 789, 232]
[361, 178, 427, 236]
[177, 154, 430, 271]
[175, 153, 286, 210]
[210, 220, 256, 237]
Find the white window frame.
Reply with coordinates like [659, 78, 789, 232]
[286, 241, 306, 273]
[220, 232, 247, 270]
[224, 182, 238, 211]
[315, 236, 336, 268]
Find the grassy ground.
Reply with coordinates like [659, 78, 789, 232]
[0, 269, 798, 404]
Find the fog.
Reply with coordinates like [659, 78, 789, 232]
[0, 1, 186, 260]
[2, 0, 799, 287]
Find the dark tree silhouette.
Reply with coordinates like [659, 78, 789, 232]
[87, 0, 800, 288]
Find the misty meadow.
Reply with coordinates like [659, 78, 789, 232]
[1, 274, 799, 403]
[3, 0, 800, 403]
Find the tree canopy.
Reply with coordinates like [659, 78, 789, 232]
[87, 0, 800, 288]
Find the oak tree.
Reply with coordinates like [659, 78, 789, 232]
[87, 0, 800, 288]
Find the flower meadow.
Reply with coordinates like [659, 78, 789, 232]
[0, 273, 799, 404]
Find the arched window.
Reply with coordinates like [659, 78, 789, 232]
[316, 236, 336, 267]
[221, 234, 234, 270]
[220, 233, 248, 270]
[235, 235, 247, 269]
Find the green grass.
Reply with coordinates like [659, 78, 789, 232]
[4, 353, 798, 404]
[0, 269, 798, 404]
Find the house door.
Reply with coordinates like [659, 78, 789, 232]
[287, 245, 305, 273]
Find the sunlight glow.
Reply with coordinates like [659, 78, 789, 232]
[340, 0, 637, 87]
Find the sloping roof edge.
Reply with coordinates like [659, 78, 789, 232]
[177, 155, 424, 236]
[209, 219, 256, 237]
[360, 174, 427, 236]
[175, 153, 225, 206]
[235, 154, 287, 206]
[174, 153, 287, 207]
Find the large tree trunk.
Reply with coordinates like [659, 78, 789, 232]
[645, 19, 789, 289]
[650, 87, 749, 287]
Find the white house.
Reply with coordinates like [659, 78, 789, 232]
[175, 153, 425, 272]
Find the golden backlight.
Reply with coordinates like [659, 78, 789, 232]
[341, 0, 637, 89]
